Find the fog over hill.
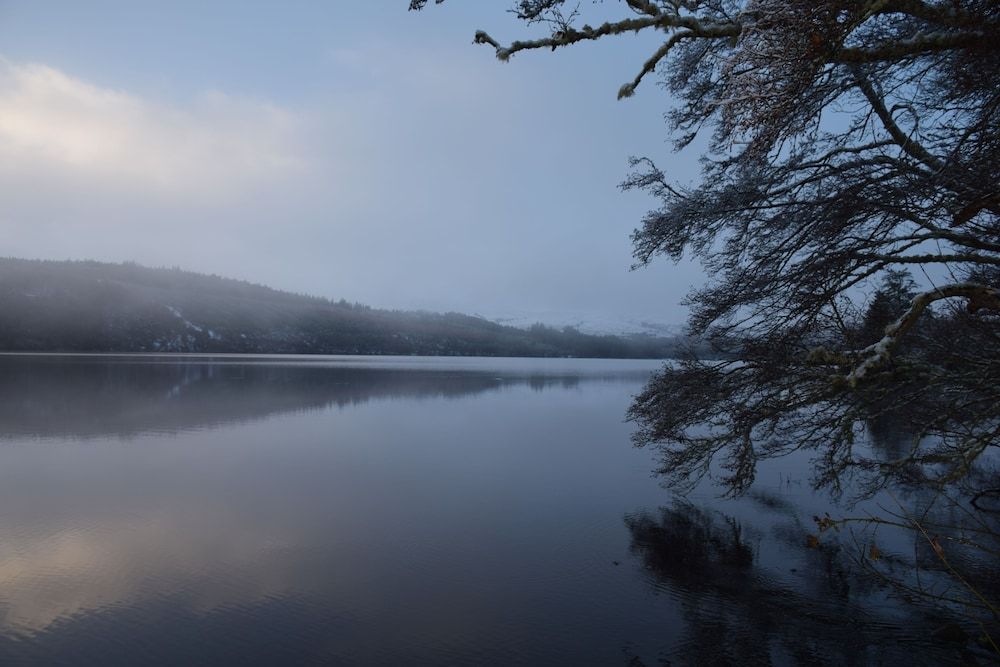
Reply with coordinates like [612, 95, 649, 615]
[0, 259, 685, 358]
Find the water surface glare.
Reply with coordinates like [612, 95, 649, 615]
[0, 355, 967, 665]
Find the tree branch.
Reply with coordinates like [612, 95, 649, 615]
[619, 30, 695, 99]
[836, 30, 989, 63]
[847, 283, 1000, 386]
[472, 13, 739, 78]
[851, 66, 943, 172]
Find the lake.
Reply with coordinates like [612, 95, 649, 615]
[0, 354, 975, 665]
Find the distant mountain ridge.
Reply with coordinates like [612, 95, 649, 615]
[0, 258, 683, 358]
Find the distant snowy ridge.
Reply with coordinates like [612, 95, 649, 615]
[486, 312, 683, 338]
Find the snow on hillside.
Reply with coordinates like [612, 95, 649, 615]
[485, 312, 684, 338]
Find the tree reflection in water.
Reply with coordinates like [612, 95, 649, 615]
[623, 501, 993, 665]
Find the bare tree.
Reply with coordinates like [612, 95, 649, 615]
[412, 0, 1000, 499]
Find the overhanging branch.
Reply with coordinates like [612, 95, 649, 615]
[847, 283, 1000, 386]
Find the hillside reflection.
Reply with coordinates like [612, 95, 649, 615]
[0, 355, 649, 440]
[0, 355, 667, 664]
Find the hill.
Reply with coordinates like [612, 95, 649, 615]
[0, 258, 682, 358]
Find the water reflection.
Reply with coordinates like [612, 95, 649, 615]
[0, 354, 987, 665]
[0, 355, 669, 665]
[0, 354, 649, 440]
[623, 502, 984, 665]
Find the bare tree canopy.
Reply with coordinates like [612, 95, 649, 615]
[412, 1, 1000, 497]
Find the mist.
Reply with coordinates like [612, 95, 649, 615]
[0, 1, 701, 328]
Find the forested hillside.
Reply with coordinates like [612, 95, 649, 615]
[0, 259, 680, 358]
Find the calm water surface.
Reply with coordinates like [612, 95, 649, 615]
[0, 355, 972, 665]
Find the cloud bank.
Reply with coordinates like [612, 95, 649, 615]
[0, 61, 305, 197]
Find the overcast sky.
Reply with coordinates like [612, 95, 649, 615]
[0, 1, 704, 326]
